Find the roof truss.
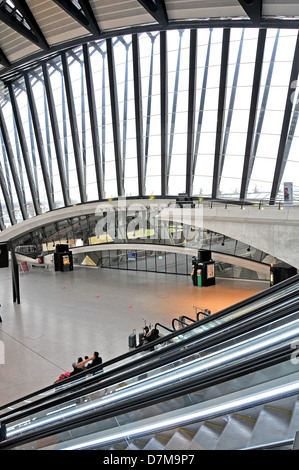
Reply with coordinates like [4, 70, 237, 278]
[137, 0, 168, 28]
[0, 0, 49, 50]
[238, 0, 262, 25]
[52, 0, 101, 36]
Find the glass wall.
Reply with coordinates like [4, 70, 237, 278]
[12, 207, 271, 281]
[2, 27, 299, 230]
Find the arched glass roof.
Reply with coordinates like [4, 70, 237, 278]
[1, 24, 299, 229]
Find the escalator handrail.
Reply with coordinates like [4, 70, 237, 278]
[196, 310, 211, 321]
[0, 339, 294, 450]
[171, 317, 189, 329]
[2, 293, 299, 426]
[154, 322, 174, 333]
[1, 280, 299, 419]
[173, 316, 196, 330]
[1, 276, 299, 415]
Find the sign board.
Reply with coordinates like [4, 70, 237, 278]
[21, 262, 29, 272]
[284, 182, 293, 208]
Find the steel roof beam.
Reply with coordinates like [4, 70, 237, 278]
[8, 82, 41, 215]
[83, 43, 104, 201]
[52, 0, 101, 36]
[0, 0, 49, 50]
[270, 30, 299, 204]
[137, 0, 168, 28]
[132, 34, 145, 197]
[160, 30, 168, 196]
[212, 28, 230, 199]
[24, 73, 54, 211]
[61, 51, 86, 203]
[107, 38, 124, 197]
[240, 28, 266, 200]
[0, 48, 10, 67]
[238, 0, 262, 25]
[0, 105, 27, 220]
[42, 62, 70, 207]
[186, 29, 197, 197]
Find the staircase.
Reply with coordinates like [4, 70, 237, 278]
[106, 395, 299, 451]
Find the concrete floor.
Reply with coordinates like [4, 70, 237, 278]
[0, 265, 268, 407]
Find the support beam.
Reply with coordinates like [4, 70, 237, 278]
[8, 83, 41, 215]
[83, 44, 104, 200]
[246, 30, 279, 189]
[270, 31, 299, 204]
[0, 48, 10, 67]
[61, 52, 86, 203]
[238, 0, 262, 25]
[53, 0, 101, 36]
[42, 62, 70, 207]
[160, 31, 168, 196]
[192, 29, 213, 196]
[0, 158, 17, 226]
[186, 29, 197, 197]
[132, 34, 145, 197]
[137, 0, 168, 28]
[218, 29, 245, 186]
[106, 38, 124, 197]
[0, 107, 27, 220]
[11, 246, 20, 304]
[0, 0, 49, 50]
[212, 28, 230, 199]
[24, 73, 54, 211]
[240, 28, 266, 200]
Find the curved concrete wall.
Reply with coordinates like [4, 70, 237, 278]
[158, 204, 299, 268]
[0, 198, 292, 269]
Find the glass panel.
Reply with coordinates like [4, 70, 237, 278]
[192, 28, 223, 197]
[167, 29, 190, 195]
[247, 30, 298, 198]
[66, 47, 98, 202]
[278, 73, 299, 198]
[13, 79, 48, 213]
[109, 250, 119, 268]
[156, 251, 166, 272]
[0, 121, 22, 222]
[166, 252, 176, 273]
[177, 253, 187, 275]
[112, 36, 139, 197]
[218, 29, 259, 199]
[1, 91, 35, 217]
[127, 249, 136, 269]
[136, 250, 146, 270]
[88, 42, 117, 199]
[139, 32, 161, 196]
[146, 250, 156, 271]
[29, 67, 64, 208]
[48, 58, 81, 204]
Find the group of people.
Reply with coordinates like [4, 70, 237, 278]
[136, 326, 160, 348]
[55, 351, 103, 383]
[70, 351, 103, 376]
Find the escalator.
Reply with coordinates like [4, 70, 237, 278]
[2, 273, 299, 419]
[1, 275, 299, 450]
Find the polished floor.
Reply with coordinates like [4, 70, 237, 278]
[0, 265, 268, 407]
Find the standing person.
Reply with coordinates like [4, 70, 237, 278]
[70, 356, 93, 376]
[135, 326, 149, 348]
[146, 328, 160, 343]
[87, 351, 103, 370]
